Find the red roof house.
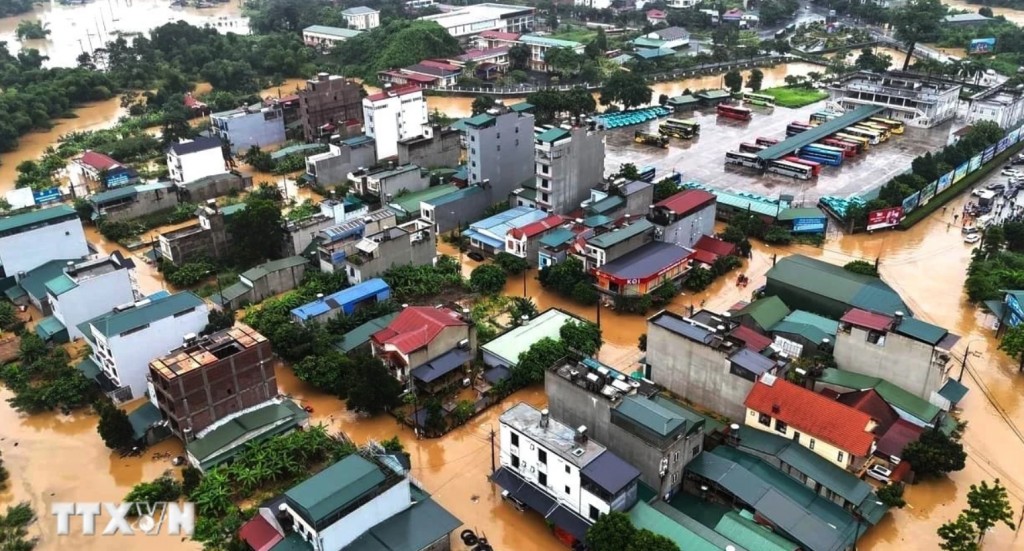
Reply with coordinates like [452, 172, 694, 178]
[875, 419, 925, 460]
[79, 151, 122, 171]
[837, 389, 899, 436]
[744, 375, 878, 462]
[508, 214, 564, 240]
[839, 308, 893, 332]
[479, 30, 521, 42]
[238, 514, 283, 551]
[656, 189, 717, 216]
[647, 9, 667, 23]
[365, 84, 422, 103]
[730, 325, 773, 352]
[694, 235, 736, 257]
[372, 306, 472, 392]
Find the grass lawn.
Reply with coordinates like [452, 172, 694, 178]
[760, 86, 829, 108]
[549, 25, 597, 43]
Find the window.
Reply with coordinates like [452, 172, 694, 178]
[497, 133, 500, 139]
[792, 431, 801, 442]
[758, 413, 771, 427]
[867, 331, 885, 345]
[497, 145, 501, 152]
[565, 465, 571, 474]
[538, 472, 547, 487]
[809, 439, 816, 450]
[510, 433, 519, 447]
[589, 505, 600, 521]
[691, 444, 701, 456]
[564, 485, 570, 495]
[837, 451, 845, 463]
[173, 307, 196, 318]
[511, 455, 520, 469]
[538, 449, 547, 465]
[775, 420, 788, 434]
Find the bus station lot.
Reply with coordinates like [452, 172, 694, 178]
[604, 101, 954, 201]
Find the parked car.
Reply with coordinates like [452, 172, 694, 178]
[988, 182, 1007, 191]
[1002, 169, 1021, 176]
[867, 464, 892, 483]
[467, 251, 485, 262]
[965, 233, 982, 244]
[963, 225, 979, 235]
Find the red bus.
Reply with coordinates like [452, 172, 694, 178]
[830, 136, 864, 154]
[784, 155, 822, 177]
[822, 138, 858, 158]
[739, 142, 766, 153]
[717, 104, 752, 121]
[755, 137, 779, 147]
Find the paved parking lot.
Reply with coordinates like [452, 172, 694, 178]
[603, 101, 954, 203]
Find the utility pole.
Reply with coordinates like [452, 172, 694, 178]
[959, 342, 971, 382]
[522, 269, 527, 297]
[596, 296, 601, 327]
[489, 427, 496, 474]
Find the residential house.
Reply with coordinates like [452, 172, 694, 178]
[363, 85, 429, 161]
[350, 164, 430, 203]
[291, 278, 391, 325]
[449, 47, 510, 79]
[242, 454, 460, 551]
[492, 402, 641, 546]
[183, 398, 310, 473]
[827, 71, 961, 128]
[514, 125, 605, 215]
[646, 9, 667, 25]
[5, 258, 83, 316]
[770, 309, 840, 358]
[398, 126, 461, 168]
[384, 60, 463, 88]
[0, 205, 89, 279]
[464, 206, 548, 254]
[463, 103, 536, 199]
[333, 312, 400, 356]
[732, 295, 791, 333]
[943, 13, 992, 26]
[537, 227, 585, 268]
[593, 241, 692, 296]
[646, 309, 783, 420]
[387, 184, 459, 222]
[628, 501, 803, 551]
[577, 218, 654, 272]
[88, 183, 178, 222]
[481, 308, 587, 370]
[764, 255, 910, 319]
[967, 84, 1024, 130]
[40, 252, 139, 342]
[475, 30, 522, 49]
[68, 150, 139, 193]
[299, 73, 364, 142]
[157, 202, 242, 266]
[546, 359, 706, 500]
[371, 306, 473, 394]
[634, 27, 689, 50]
[283, 212, 338, 257]
[344, 219, 434, 285]
[176, 172, 250, 204]
[689, 235, 737, 269]
[212, 256, 308, 311]
[816, 368, 956, 431]
[519, 34, 585, 72]
[210, 103, 286, 154]
[649, 189, 716, 249]
[166, 137, 225, 186]
[305, 136, 377, 187]
[76, 292, 210, 403]
[420, 185, 493, 234]
[316, 209, 396, 273]
[744, 373, 878, 471]
[302, 25, 363, 50]
[505, 214, 564, 263]
[418, 3, 535, 39]
[834, 309, 960, 403]
[342, 6, 380, 29]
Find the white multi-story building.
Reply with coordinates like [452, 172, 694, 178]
[78, 292, 209, 403]
[419, 3, 535, 39]
[166, 137, 225, 185]
[362, 86, 429, 160]
[341, 6, 381, 30]
[0, 204, 89, 278]
[666, 0, 699, 7]
[827, 71, 962, 128]
[518, 35, 585, 72]
[210, 103, 286, 154]
[493, 402, 641, 544]
[574, 0, 611, 8]
[967, 85, 1024, 130]
[47, 252, 139, 341]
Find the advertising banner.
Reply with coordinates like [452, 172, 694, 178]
[1010, 128, 1021, 144]
[920, 181, 938, 202]
[998, 136, 1011, 154]
[984, 145, 997, 163]
[792, 218, 826, 233]
[970, 154, 983, 173]
[902, 191, 921, 213]
[969, 38, 996, 54]
[954, 162, 969, 183]
[938, 170, 954, 192]
[866, 206, 904, 231]
[32, 188, 61, 204]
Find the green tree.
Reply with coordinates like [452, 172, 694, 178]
[600, 71, 653, 110]
[684, 266, 715, 292]
[508, 43, 530, 70]
[999, 324, 1024, 369]
[892, 0, 946, 70]
[587, 511, 637, 551]
[978, 7, 994, 17]
[294, 352, 353, 397]
[938, 513, 979, 551]
[229, 198, 285, 267]
[628, 529, 680, 551]
[964, 479, 1016, 542]
[638, 333, 647, 352]
[855, 48, 893, 72]
[617, 163, 641, 180]
[96, 400, 136, 452]
[746, 68, 764, 92]
[902, 427, 966, 479]
[512, 337, 567, 386]
[877, 482, 907, 508]
[347, 357, 404, 414]
[560, 320, 602, 357]
[470, 264, 508, 295]
[182, 466, 202, 497]
[723, 69, 743, 93]
[493, 252, 530, 275]
[509, 297, 539, 322]
[0, 502, 37, 551]
[844, 260, 879, 276]
[0, 450, 8, 489]
[15, 20, 49, 40]
[123, 476, 182, 516]
[471, 95, 497, 116]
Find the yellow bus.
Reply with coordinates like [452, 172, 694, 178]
[859, 122, 891, 141]
[869, 117, 906, 135]
[835, 132, 870, 150]
[843, 127, 881, 145]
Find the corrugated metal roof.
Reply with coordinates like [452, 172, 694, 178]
[894, 317, 947, 345]
[840, 308, 893, 331]
[334, 312, 400, 354]
[0, 204, 77, 234]
[285, 454, 384, 524]
[766, 255, 908, 317]
[482, 308, 580, 366]
[411, 347, 472, 383]
[127, 401, 163, 441]
[818, 369, 941, 423]
[241, 256, 307, 282]
[187, 401, 308, 468]
[89, 186, 138, 205]
[650, 311, 714, 344]
[757, 105, 884, 161]
[714, 511, 799, 551]
[539, 227, 575, 248]
[303, 25, 363, 38]
[730, 347, 776, 376]
[536, 127, 570, 143]
[21, 259, 83, 300]
[44, 273, 78, 297]
[83, 292, 204, 338]
[614, 395, 688, 438]
[519, 34, 583, 48]
[628, 501, 722, 551]
[772, 310, 838, 343]
[342, 497, 462, 551]
[291, 279, 389, 321]
[735, 296, 791, 330]
[581, 451, 640, 495]
[587, 219, 653, 249]
[595, 241, 690, 280]
[776, 207, 826, 221]
[389, 184, 459, 214]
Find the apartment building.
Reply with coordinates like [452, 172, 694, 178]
[463, 103, 536, 198]
[577, 218, 654, 272]
[344, 219, 435, 285]
[0, 204, 89, 278]
[158, 202, 242, 266]
[362, 86, 430, 160]
[350, 164, 430, 203]
[166, 137, 225, 186]
[342, 6, 380, 29]
[419, 3, 535, 39]
[88, 182, 179, 222]
[45, 252, 139, 342]
[316, 209, 396, 273]
[515, 125, 605, 215]
[519, 35, 585, 72]
[827, 71, 962, 128]
[649, 189, 717, 249]
[210, 103, 286, 154]
[305, 135, 377, 187]
[299, 73, 364, 142]
[505, 214, 564, 264]
[967, 84, 1024, 130]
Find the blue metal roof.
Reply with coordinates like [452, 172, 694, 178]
[468, 206, 547, 243]
[463, 228, 504, 249]
[756, 105, 885, 161]
[411, 347, 472, 383]
[291, 278, 390, 321]
[595, 241, 689, 280]
[581, 451, 641, 496]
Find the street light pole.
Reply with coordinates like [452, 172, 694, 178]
[959, 339, 983, 382]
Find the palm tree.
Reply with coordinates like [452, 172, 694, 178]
[193, 471, 233, 516]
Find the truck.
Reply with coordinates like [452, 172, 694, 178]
[635, 131, 669, 149]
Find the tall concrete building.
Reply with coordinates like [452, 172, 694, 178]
[827, 71, 961, 128]
[299, 73, 364, 141]
[513, 125, 605, 215]
[463, 103, 535, 200]
[362, 85, 429, 161]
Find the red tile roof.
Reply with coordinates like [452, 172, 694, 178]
[508, 214, 564, 239]
[656, 189, 716, 216]
[690, 249, 719, 266]
[730, 325, 773, 352]
[694, 235, 736, 258]
[837, 389, 898, 436]
[479, 30, 521, 41]
[372, 306, 467, 355]
[875, 419, 924, 459]
[365, 84, 422, 103]
[420, 59, 461, 71]
[840, 308, 893, 332]
[79, 151, 121, 171]
[647, 9, 667, 18]
[744, 376, 876, 455]
[238, 515, 283, 551]
[183, 93, 207, 109]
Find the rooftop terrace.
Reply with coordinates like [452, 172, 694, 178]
[150, 323, 267, 381]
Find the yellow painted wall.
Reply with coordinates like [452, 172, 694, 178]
[743, 408, 855, 470]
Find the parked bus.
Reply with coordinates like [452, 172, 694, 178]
[842, 126, 881, 145]
[869, 116, 905, 135]
[786, 122, 812, 136]
[800, 146, 843, 166]
[810, 111, 839, 125]
[784, 156, 822, 177]
[717, 104, 753, 121]
[638, 165, 656, 182]
[859, 122, 891, 141]
[809, 142, 847, 156]
[828, 136, 864, 154]
[822, 139, 858, 157]
[755, 137, 779, 147]
[766, 159, 813, 180]
[743, 92, 776, 107]
[739, 142, 767, 154]
[835, 132, 870, 150]
[635, 131, 670, 148]
[725, 151, 763, 169]
[659, 118, 700, 139]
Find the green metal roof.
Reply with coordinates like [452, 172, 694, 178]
[389, 184, 459, 216]
[655, 396, 725, 434]
[127, 401, 163, 441]
[3, 285, 26, 301]
[44, 274, 78, 297]
[76, 356, 101, 381]
[587, 195, 624, 216]
[0, 204, 77, 235]
[628, 501, 722, 551]
[221, 203, 247, 217]
[20, 259, 83, 300]
[584, 214, 613, 227]
[539, 227, 575, 248]
[270, 533, 312, 551]
[482, 308, 580, 366]
[241, 256, 308, 282]
[633, 36, 667, 48]
[342, 497, 462, 551]
[286, 454, 386, 524]
[464, 114, 495, 127]
[587, 219, 653, 249]
[818, 368, 941, 423]
[82, 292, 205, 338]
[509, 102, 534, 113]
[35, 316, 67, 342]
[770, 310, 838, 344]
[714, 512, 799, 551]
[615, 395, 703, 438]
[187, 401, 308, 470]
[536, 127, 570, 143]
[520, 34, 583, 48]
[765, 255, 908, 317]
[938, 378, 969, 404]
[668, 94, 699, 105]
[776, 207, 826, 221]
[697, 89, 731, 100]
[212, 281, 251, 305]
[894, 317, 947, 345]
[89, 186, 138, 205]
[684, 183, 788, 218]
[736, 296, 790, 330]
[757, 105, 885, 161]
[333, 312, 400, 354]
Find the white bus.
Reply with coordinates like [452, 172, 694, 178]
[766, 159, 813, 180]
[725, 151, 763, 169]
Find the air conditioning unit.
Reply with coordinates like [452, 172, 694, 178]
[457, 339, 470, 350]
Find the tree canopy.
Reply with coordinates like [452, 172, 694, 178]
[334, 20, 462, 80]
[470, 264, 508, 295]
[902, 427, 966, 479]
[892, 0, 947, 70]
[600, 71, 653, 110]
[96, 400, 136, 452]
[227, 198, 285, 267]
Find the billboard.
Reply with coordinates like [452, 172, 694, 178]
[1011, 128, 1021, 144]
[998, 136, 1012, 154]
[32, 187, 61, 204]
[867, 206, 904, 231]
[954, 162, 969, 183]
[969, 38, 996, 55]
[921, 181, 938, 202]
[902, 191, 921, 213]
[938, 170, 954, 192]
[970, 153, 983, 173]
[984, 145, 997, 163]
[792, 217, 826, 233]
